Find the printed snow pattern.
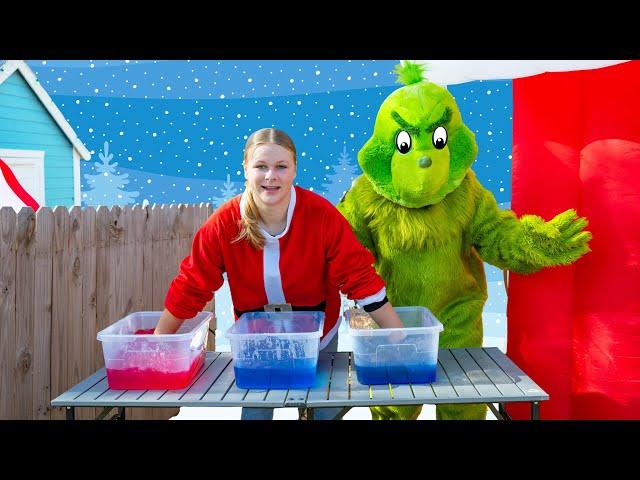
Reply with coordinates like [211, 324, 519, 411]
[31, 61, 512, 208]
[211, 173, 239, 208]
[321, 145, 361, 204]
[82, 141, 140, 206]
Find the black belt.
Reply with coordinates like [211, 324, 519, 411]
[234, 300, 326, 318]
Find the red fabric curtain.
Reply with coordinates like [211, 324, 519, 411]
[507, 61, 640, 419]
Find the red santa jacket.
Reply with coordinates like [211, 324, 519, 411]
[165, 186, 386, 348]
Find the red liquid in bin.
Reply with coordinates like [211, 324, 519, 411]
[106, 351, 205, 390]
[135, 328, 156, 335]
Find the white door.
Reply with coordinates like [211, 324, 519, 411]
[0, 148, 45, 207]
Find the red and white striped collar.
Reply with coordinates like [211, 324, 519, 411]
[239, 186, 297, 241]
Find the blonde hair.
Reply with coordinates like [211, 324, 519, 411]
[234, 128, 297, 250]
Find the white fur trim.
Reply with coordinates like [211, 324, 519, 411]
[263, 239, 285, 304]
[239, 188, 297, 304]
[356, 286, 387, 308]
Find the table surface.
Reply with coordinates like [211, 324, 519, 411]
[52, 348, 548, 409]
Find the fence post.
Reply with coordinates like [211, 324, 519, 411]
[34, 207, 54, 419]
[67, 206, 86, 418]
[80, 206, 97, 419]
[0, 207, 17, 419]
[15, 207, 36, 419]
[50, 206, 70, 420]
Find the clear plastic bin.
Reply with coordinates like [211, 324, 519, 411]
[346, 306, 443, 385]
[97, 311, 213, 390]
[225, 311, 325, 389]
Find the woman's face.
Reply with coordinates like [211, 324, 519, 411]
[244, 143, 296, 208]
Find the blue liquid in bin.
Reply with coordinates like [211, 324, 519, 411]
[227, 311, 325, 389]
[233, 339, 320, 389]
[354, 363, 437, 385]
[347, 306, 444, 386]
[234, 358, 318, 389]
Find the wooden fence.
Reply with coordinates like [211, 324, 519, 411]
[0, 203, 215, 420]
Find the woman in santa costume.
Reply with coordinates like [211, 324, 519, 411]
[155, 127, 404, 420]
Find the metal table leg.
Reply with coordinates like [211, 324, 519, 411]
[487, 402, 512, 420]
[332, 407, 351, 420]
[95, 406, 116, 420]
[499, 403, 512, 420]
[66, 407, 75, 420]
[300, 406, 350, 420]
[93, 406, 126, 420]
[487, 403, 507, 420]
[489, 402, 541, 420]
[531, 401, 540, 420]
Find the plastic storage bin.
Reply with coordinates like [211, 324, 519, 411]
[346, 306, 443, 385]
[226, 311, 325, 389]
[97, 311, 213, 390]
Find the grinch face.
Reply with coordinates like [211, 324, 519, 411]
[390, 103, 452, 205]
[359, 80, 478, 208]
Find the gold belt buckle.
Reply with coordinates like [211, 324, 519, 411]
[264, 303, 292, 312]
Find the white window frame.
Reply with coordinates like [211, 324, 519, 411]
[0, 148, 46, 206]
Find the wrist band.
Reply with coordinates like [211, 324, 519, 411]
[362, 296, 389, 313]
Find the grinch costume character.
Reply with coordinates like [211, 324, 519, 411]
[337, 61, 592, 420]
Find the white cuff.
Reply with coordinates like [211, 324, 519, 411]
[355, 286, 386, 307]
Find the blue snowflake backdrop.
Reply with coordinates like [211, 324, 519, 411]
[27, 59, 512, 346]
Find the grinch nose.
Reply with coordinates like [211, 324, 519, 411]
[418, 157, 432, 168]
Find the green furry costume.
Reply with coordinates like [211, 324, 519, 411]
[337, 61, 591, 420]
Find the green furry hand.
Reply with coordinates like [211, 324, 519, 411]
[520, 209, 592, 267]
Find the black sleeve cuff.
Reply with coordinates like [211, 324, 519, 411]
[362, 296, 389, 313]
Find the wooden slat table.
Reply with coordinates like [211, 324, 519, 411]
[51, 348, 548, 420]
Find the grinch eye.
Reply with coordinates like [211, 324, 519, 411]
[395, 130, 412, 154]
[432, 126, 448, 149]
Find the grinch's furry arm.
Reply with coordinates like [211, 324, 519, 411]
[469, 184, 592, 274]
[337, 186, 378, 261]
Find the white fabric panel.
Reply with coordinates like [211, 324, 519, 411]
[356, 286, 387, 307]
[410, 60, 629, 87]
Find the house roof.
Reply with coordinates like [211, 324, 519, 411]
[0, 60, 91, 160]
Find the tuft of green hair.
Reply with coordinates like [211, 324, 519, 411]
[394, 60, 426, 86]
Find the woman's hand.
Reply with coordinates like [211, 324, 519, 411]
[368, 302, 407, 342]
[154, 308, 185, 334]
[368, 302, 404, 329]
